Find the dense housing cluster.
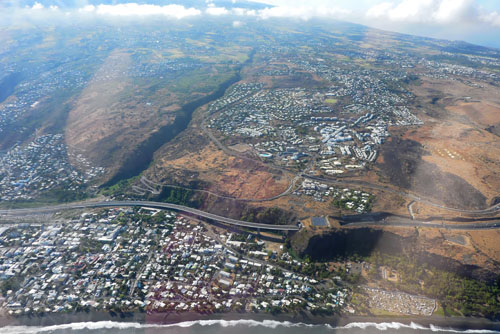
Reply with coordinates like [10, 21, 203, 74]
[363, 287, 436, 316]
[296, 179, 374, 213]
[0, 208, 348, 316]
[207, 55, 423, 179]
[0, 134, 104, 201]
[0, 66, 88, 133]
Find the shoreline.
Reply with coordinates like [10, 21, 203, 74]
[1, 310, 500, 331]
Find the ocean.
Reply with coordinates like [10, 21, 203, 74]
[2, 320, 500, 334]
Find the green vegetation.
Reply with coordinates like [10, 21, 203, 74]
[0, 277, 22, 296]
[157, 186, 199, 207]
[0, 185, 93, 209]
[256, 207, 289, 225]
[241, 207, 295, 225]
[45, 187, 89, 203]
[277, 257, 335, 280]
[434, 306, 446, 317]
[78, 237, 104, 254]
[324, 98, 338, 104]
[101, 176, 139, 198]
[295, 126, 310, 136]
[0, 197, 65, 210]
[331, 191, 374, 213]
[280, 241, 340, 280]
[170, 66, 236, 95]
[370, 308, 403, 317]
[230, 233, 255, 243]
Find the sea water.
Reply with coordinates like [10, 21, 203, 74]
[2, 320, 500, 334]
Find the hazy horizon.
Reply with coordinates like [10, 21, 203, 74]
[1, 0, 500, 49]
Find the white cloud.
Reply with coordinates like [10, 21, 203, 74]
[433, 0, 476, 23]
[93, 3, 201, 19]
[232, 20, 243, 27]
[366, 0, 478, 24]
[31, 2, 44, 10]
[232, 8, 257, 16]
[366, 2, 394, 18]
[388, 0, 433, 21]
[206, 6, 229, 16]
[203, 5, 349, 20]
[480, 10, 500, 27]
[256, 6, 350, 20]
[78, 5, 95, 13]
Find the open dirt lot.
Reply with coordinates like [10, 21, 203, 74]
[379, 226, 499, 274]
[372, 77, 500, 210]
[145, 124, 290, 201]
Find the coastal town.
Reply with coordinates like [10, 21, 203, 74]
[1, 10, 500, 327]
[0, 207, 437, 318]
[0, 208, 345, 316]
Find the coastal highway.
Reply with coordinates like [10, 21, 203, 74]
[1, 200, 500, 231]
[341, 217, 500, 230]
[0, 200, 301, 232]
[343, 220, 500, 230]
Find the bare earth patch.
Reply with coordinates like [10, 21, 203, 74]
[65, 50, 176, 177]
[150, 141, 289, 201]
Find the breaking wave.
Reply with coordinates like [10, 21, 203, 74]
[1, 319, 499, 333]
[342, 322, 500, 333]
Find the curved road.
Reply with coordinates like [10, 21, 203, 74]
[2, 200, 500, 230]
[0, 200, 301, 232]
[135, 175, 300, 203]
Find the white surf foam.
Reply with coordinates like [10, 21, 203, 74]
[343, 321, 499, 333]
[1, 319, 499, 333]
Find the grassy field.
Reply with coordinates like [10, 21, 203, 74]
[369, 308, 405, 317]
[433, 306, 446, 317]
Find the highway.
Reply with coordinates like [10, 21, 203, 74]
[342, 220, 500, 230]
[2, 200, 499, 231]
[0, 200, 301, 231]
